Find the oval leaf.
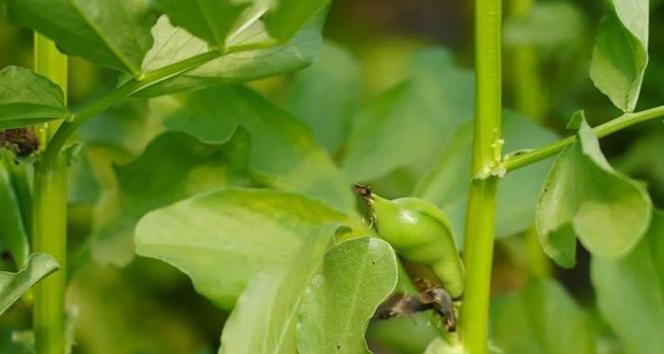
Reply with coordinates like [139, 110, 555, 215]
[288, 41, 361, 153]
[342, 48, 474, 182]
[219, 224, 336, 354]
[0, 66, 67, 129]
[0, 253, 59, 315]
[4, 0, 157, 75]
[153, 0, 327, 48]
[297, 237, 398, 354]
[589, 0, 649, 112]
[137, 11, 323, 96]
[160, 85, 354, 214]
[91, 131, 251, 267]
[591, 210, 664, 354]
[263, 0, 329, 41]
[135, 188, 361, 309]
[536, 115, 652, 267]
[152, 0, 253, 48]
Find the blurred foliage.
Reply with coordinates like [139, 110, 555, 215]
[490, 278, 597, 354]
[591, 210, 664, 354]
[0, 0, 663, 353]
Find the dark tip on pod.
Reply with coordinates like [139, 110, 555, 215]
[353, 184, 373, 202]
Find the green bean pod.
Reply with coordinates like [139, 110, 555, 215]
[356, 185, 464, 298]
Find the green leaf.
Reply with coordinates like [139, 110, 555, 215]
[3, 0, 157, 75]
[536, 115, 652, 267]
[153, 0, 326, 48]
[288, 41, 360, 153]
[288, 42, 361, 153]
[589, 0, 649, 112]
[0, 253, 59, 315]
[136, 11, 324, 96]
[415, 111, 558, 244]
[565, 110, 584, 130]
[0, 152, 29, 268]
[135, 188, 361, 310]
[90, 131, 252, 267]
[0, 66, 67, 129]
[263, 0, 329, 41]
[297, 237, 398, 354]
[152, 0, 254, 48]
[160, 85, 354, 214]
[218, 224, 335, 354]
[70, 101, 155, 206]
[490, 278, 596, 354]
[342, 48, 474, 182]
[591, 210, 664, 354]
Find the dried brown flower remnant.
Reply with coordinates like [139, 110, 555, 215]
[377, 278, 457, 331]
[0, 128, 39, 157]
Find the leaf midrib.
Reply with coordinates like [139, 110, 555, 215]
[335, 246, 372, 352]
[69, 0, 138, 74]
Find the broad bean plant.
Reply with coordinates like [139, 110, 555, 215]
[0, 0, 661, 354]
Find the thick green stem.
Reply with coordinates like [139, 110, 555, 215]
[34, 35, 68, 144]
[33, 34, 68, 354]
[504, 105, 664, 172]
[461, 181, 498, 353]
[32, 157, 68, 354]
[460, 0, 502, 353]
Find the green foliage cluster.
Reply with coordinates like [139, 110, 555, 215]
[0, 0, 662, 354]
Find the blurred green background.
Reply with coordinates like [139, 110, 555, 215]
[1, 1, 662, 353]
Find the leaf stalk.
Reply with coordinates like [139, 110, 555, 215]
[41, 39, 277, 164]
[503, 105, 664, 173]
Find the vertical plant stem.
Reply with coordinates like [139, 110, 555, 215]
[512, 49, 543, 119]
[34, 35, 68, 144]
[33, 157, 68, 354]
[460, 0, 502, 353]
[33, 33, 68, 354]
[524, 227, 551, 277]
[508, 0, 546, 121]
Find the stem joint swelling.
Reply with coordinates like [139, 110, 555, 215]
[474, 132, 505, 180]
